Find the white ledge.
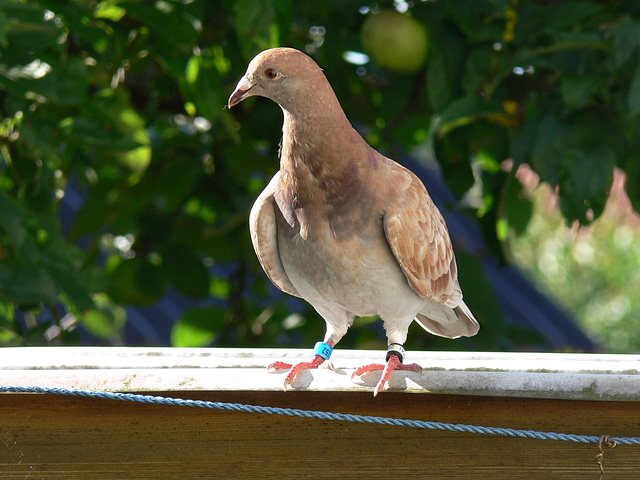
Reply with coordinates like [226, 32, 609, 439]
[1, 347, 639, 401]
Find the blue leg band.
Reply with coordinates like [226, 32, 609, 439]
[314, 342, 333, 360]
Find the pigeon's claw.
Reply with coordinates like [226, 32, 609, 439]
[352, 355, 423, 396]
[267, 361, 293, 373]
[351, 363, 386, 380]
[270, 355, 326, 391]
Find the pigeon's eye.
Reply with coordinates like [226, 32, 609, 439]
[265, 68, 278, 79]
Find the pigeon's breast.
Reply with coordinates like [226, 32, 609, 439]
[275, 210, 422, 318]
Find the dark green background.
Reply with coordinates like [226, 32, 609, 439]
[1, 0, 639, 350]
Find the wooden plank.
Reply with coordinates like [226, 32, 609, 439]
[1, 390, 638, 479]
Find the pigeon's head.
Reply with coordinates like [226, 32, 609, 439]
[228, 47, 332, 115]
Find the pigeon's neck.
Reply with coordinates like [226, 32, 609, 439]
[275, 108, 381, 240]
[280, 109, 360, 181]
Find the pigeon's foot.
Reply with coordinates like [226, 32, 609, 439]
[266, 361, 294, 372]
[267, 355, 329, 391]
[351, 355, 422, 396]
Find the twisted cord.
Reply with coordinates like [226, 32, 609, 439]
[1, 385, 638, 446]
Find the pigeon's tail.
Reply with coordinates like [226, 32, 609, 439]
[414, 300, 479, 339]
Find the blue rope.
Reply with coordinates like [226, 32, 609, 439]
[1, 385, 639, 446]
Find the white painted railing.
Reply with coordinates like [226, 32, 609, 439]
[1, 347, 638, 401]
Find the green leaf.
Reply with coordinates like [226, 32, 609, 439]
[230, 0, 281, 59]
[628, 62, 640, 117]
[107, 258, 167, 306]
[609, 17, 640, 71]
[426, 25, 465, 112]
[79, 294, 126, 340]
[50, 268, 96, 313]
[36, 1, 117, 62]
[438, 96, 503, 137]
[0, 301, 15, 324]
[0, 187, 100, 311]
[454, 251, 505, 349]
[171, 306, 226, 347]
[0, 190, 28, 249]
[161, 245, 211, 298]
[94, 3, 126, 21]
[64, 116, 141, 152]
[443, 0, 504, 42]
[561, 76, 603, 110]
[210, 278, 231, 299]
[17, 112, 57, 159]
[1, 56, 89, 106]
[67, 90, 151, 172]
[50, 57, 88, 106]
[462, 46, 503, 97]
[1, 2, 62, 53]
[433, 125, 476, 197]
[0, 300, 18, 345]
[81, 309, 120, 340]
[0, 9, 8, 46]
[182, 52, 226, 121]
[120, 2, 198, 51]
[0, 261, 58, 305]
[503, 175, 533, 236]
[530, 113, 566, 185]
[510, 118, 539, 167]
[391, 112, 432, 147]
[558, 144, 615, 225]
[155, 158, 201, 212]
[538, 1, 602, 32]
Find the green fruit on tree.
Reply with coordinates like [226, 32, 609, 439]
[361, 10, 429, 73]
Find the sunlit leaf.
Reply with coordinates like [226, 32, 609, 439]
[182, 52, 226, 121]
[94, 3, 126, 21]
[171, 306, 226, 347]
[81, 309, 119, 339]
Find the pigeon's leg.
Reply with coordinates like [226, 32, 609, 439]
[267, 339, 337, 391]
[351, 343, 422, 396]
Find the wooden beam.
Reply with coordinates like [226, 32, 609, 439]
[1, 348, 639, 479]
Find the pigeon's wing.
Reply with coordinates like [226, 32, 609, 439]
[382, 170, 460, 307]
[249, 172, 301, 298]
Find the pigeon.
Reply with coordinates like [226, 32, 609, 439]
[228, 47, 479, 396]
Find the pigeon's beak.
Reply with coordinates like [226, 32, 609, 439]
[228, 75, 254, 108]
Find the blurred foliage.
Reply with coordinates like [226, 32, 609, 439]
[512, 168, 640, 353]
[0, 0, 639, 350]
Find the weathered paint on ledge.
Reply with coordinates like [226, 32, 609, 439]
[1, 347, 639, 401]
